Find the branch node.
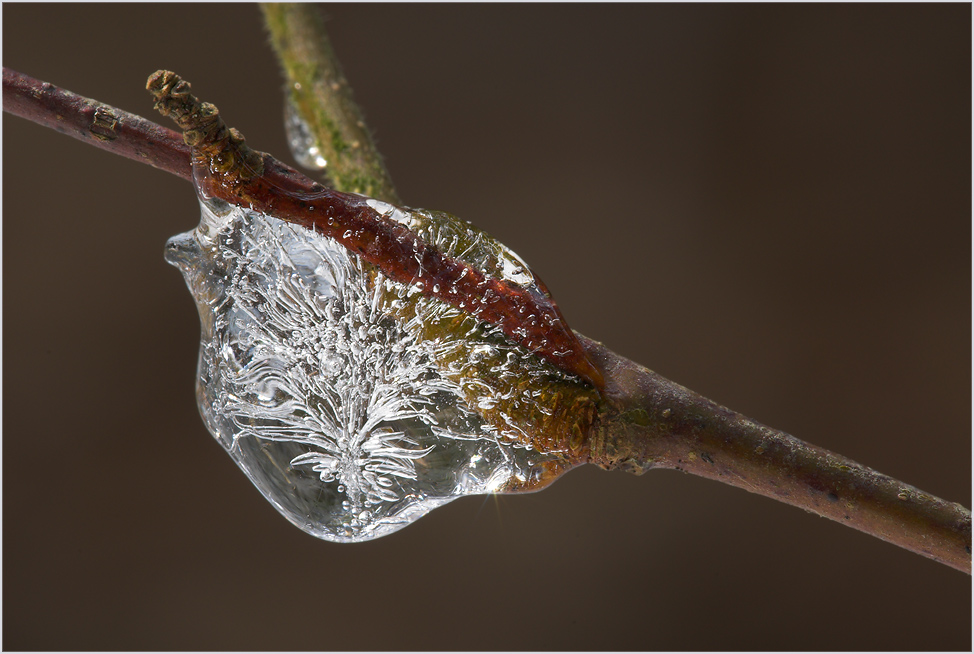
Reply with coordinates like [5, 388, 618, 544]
[146, 70, 264, 180]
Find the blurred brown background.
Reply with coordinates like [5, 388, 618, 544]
[3, 3, 970, 650]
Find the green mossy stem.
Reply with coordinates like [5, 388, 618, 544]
[260, 3, 400, 204]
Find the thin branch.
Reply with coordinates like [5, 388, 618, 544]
[260, 3, 400, 204]
[581, 336, 972, 574]
[3, 66, 969, 574]
[3, 68, 191, 181]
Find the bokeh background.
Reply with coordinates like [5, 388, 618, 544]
[3, 4, 970, 650]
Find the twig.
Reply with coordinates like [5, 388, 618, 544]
[2, 68, 192, 181]
[3, 66, 970, 573]
[260, 3, 400, 204]
[582, 336, 972, 573]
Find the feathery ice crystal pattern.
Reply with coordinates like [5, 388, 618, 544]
[165, 195, 592, 542]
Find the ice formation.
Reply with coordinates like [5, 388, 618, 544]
[165, 194, 594, 542]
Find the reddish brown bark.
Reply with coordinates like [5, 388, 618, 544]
[195, 167, 604, 387]
[3, 68, 191, 181]
[146, 69, 604, 388]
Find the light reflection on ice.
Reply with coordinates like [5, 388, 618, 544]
[165, 198, 587, 542]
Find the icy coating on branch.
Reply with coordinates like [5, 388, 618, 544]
[166, 196, 597, 542]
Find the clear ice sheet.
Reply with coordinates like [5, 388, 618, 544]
[165, 197, 584, 542]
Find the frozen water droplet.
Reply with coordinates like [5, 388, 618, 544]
[284, 100, 327, 170]
[165, 198, 596, 542]
[498, 251, 534, 286]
